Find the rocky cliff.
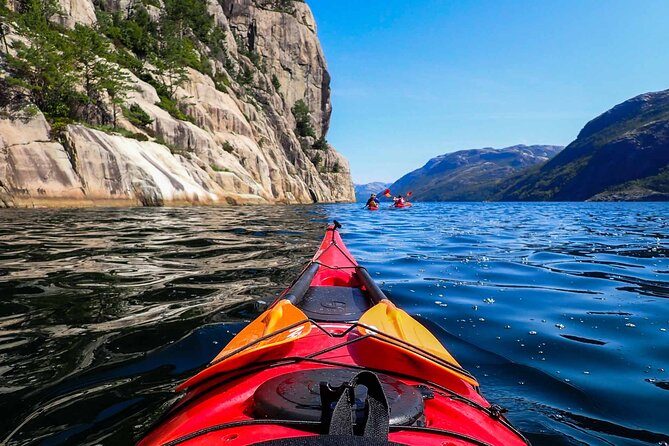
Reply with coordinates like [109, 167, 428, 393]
[389, 145, 563, 201]
[0, 0, 355, 207]
[496, 90, 669, 201]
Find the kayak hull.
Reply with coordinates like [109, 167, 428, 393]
[140, 331, 524, 445]
[139, 224, 527, 446]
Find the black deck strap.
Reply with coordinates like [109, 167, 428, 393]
[356, 267, 389, 304]
[333, 220, 342, 230]
[283, 263, 321, 305]
[323, 371, 390, 439]
[253, 435, 406, 446]
[161, 418, 494, 446]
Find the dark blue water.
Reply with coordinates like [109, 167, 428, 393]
[1, 203, 668, 445]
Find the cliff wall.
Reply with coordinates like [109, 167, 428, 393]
[0, 0, 355, 207]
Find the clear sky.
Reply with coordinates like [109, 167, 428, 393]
[307, 0, 669, 184]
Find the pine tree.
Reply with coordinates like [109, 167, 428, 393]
[95, 60, 132, 128]
[152, 34, 189, 98]
[5, 33, 79, 120]
[292, 99, 316, 138]
[18, 0, 61, 31]
[71, 25, 112, 122]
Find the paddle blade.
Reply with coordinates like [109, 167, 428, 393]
[358, 300, 478, 386]
[406, 191, 413, 197]
[213, 299, 311, 362]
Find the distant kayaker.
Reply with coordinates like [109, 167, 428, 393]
[394, 195, 405, 206]
[365, 194, 380, 209]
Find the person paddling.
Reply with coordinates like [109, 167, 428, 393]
[365, 193, 380, 209]
[393, 195, 405, 206]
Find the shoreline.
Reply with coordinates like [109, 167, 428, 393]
[0, 197, 357, 209]
[2, 198, 668, 209]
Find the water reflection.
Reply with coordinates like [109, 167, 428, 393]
[1, 202, 668, 445]
[0, 206, 327, 445]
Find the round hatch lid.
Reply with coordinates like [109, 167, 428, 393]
[253, 368, 425, 426]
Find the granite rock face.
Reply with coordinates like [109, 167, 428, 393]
[0, 0, 354, 207]
[0, 113, 225, 207]
[0, 113, 85, 207]
[55, 0, 97, 28]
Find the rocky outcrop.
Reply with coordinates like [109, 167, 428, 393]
[54, 0, 97, 28]
[0, 113, 85, 207]
[389, 145, 563, 201]
[496, 90, 669, 201]
[0, 112, 227, 207]
[6, 0, 97, 28]
[0, 0, 355, 207]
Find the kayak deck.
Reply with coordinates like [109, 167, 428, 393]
[139, 223, 528, 446]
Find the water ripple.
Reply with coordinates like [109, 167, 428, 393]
[332, 202, 669, 446]
[0, 202, 668, 445]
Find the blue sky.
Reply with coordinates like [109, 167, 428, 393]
[307, 0, 669, 183]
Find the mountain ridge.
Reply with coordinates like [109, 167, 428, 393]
[389, 145, 563, 201]
[495, 90, 669, 201]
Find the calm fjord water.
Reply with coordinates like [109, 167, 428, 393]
[0, 203, 668, 445]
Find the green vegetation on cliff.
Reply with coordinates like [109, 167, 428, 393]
[1, 1, 130, 126]
[0, 0, 232, 130]
[254, 0, 305, 14]
[292, 99, 316, 138]
[0, 0, 343, 163]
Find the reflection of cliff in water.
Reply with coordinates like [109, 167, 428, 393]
[0, 205, 329, 445]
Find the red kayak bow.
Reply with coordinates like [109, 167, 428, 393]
[139, 222, 529, 446]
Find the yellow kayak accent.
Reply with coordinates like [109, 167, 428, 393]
[358, 299, 478, 387]
[212, 299, 311, 362]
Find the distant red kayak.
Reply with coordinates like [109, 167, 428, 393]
[139, 223, 528, 446]
[394, 202, 412, 208]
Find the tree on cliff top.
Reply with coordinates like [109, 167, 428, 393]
[255, 0, 300, 14]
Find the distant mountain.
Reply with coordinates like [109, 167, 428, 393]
[354, 182, 391, 202]
[496, 90, 669, 201]
[389, 145, 563, 201]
